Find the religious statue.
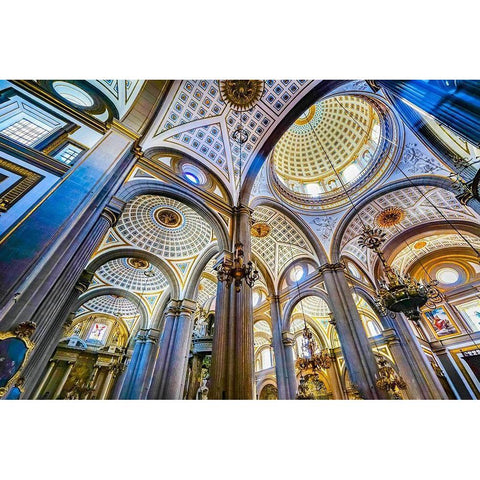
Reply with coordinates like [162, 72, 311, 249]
[196, 377, 209, 400]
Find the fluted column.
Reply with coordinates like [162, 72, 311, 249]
[20, 207, 121, 399]
[99, 366, 116, 400]
[374, 80, 480, 146]
[119, 330, 147, 399]
[32, 359, 56, 400]
[130, 328, 161, 399]
[53, 361, 74, 399]
[326, 350, 345, 399]
[210, 206, 255, 399]
[147, 303, 179, 399]
[161, 299, 197, 399]
[321, 263, 384, 399]
[269, 295, 290, 399]
[209, 259, 231, 399]
[282, 331, 298, 398]
[0, 128, 136, 315]
[390, 315, 448, 399]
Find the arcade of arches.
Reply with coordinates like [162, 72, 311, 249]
[2, 79, 480, 400]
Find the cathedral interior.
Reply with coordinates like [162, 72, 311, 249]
[2, 79, 480, 401]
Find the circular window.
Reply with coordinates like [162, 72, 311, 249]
[184, 172, 200, 184]
[182, 164, 207, 185]
[53, 81, 94, 107]
[290, 265, 305, 283]
[436, 267, 459, 285]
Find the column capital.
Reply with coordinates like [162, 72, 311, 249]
[146, 328, 162, 343]
[319, 262, 346, 274]
[382, 328, 399, 345]
[267, 294, 280, 304]
[233, 204, 253, 217]
[179, 298, 197, 315]
[281, 331, 295, 346]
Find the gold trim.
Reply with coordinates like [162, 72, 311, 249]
[0, 330, 34, 398]
[0, 157, 43, 208]
[422, 305, 461, 340]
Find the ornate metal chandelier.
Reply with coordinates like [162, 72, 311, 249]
[216, 242, 259, 293]
[358, 225, 442, 323]
[375, 356, 407, 399]
[295, 323, 332, 374]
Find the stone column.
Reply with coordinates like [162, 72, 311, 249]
[269, 295, 290, 400]
[52, 361, 74, 399]
[160, 299, 197, 399]
[32, 359, 56, 399]
[109, 362, 128, 400]
[19, 206, 122, 399]
[209, 261, 231, 399]
[119, 330, 147, 399]
[326, 350, 345, 400]
[130, 328, 161, 399]
[99, 366, 116, 400]
[282, 331, 298, 398]
[210, 206, 255, 399]
[391, 315, 448, 399]
[374, 80, 480, 146]
[147, 302, 179, 399]
[321, 263, 384, 399]
[0, 128, 136, 315]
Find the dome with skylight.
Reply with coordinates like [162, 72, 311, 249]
[269, 94, 399, 209]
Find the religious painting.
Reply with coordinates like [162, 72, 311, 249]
[0, 329, 33, 398]
[88, 323, 108, 343]
[456, 299, 480, 332]
[424, 306, 460, 338]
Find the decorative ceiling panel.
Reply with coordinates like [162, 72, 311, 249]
[115, 195, 213, 259]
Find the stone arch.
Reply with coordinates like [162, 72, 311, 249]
[86, 246, 180, 300]
[72, 286, 149, 332]
[115, 179, 230, 252]
[281, 288, 331, 333]
[184, 242, 219, 300]
[330, 175, 461, 262]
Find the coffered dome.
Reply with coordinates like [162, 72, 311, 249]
[272, 94, 381, 197]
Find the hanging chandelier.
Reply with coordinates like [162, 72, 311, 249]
[216, 242, 259, 293]
[358, 225, 442, 323]
[375, 356, 407, 399]
[215, 81, 264, 293]
[295, 323, 332, 374]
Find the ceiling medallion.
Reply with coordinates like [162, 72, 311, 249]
[219, 80, 265, 112]
[375, 207, 406, 228]
[127, 258, 149, 270]
[154, 208, 183, 228]
[251, 222, 271, 238]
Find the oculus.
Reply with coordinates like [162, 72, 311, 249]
[154, 207, 183, 228]
[126, 258, 149, 270]
[375, 207, 406, 228]
[219, 80, 264, 111]
[52, 81, 94, 107]
[436, 267, 459, 285]
[251, 222, 271, 238]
